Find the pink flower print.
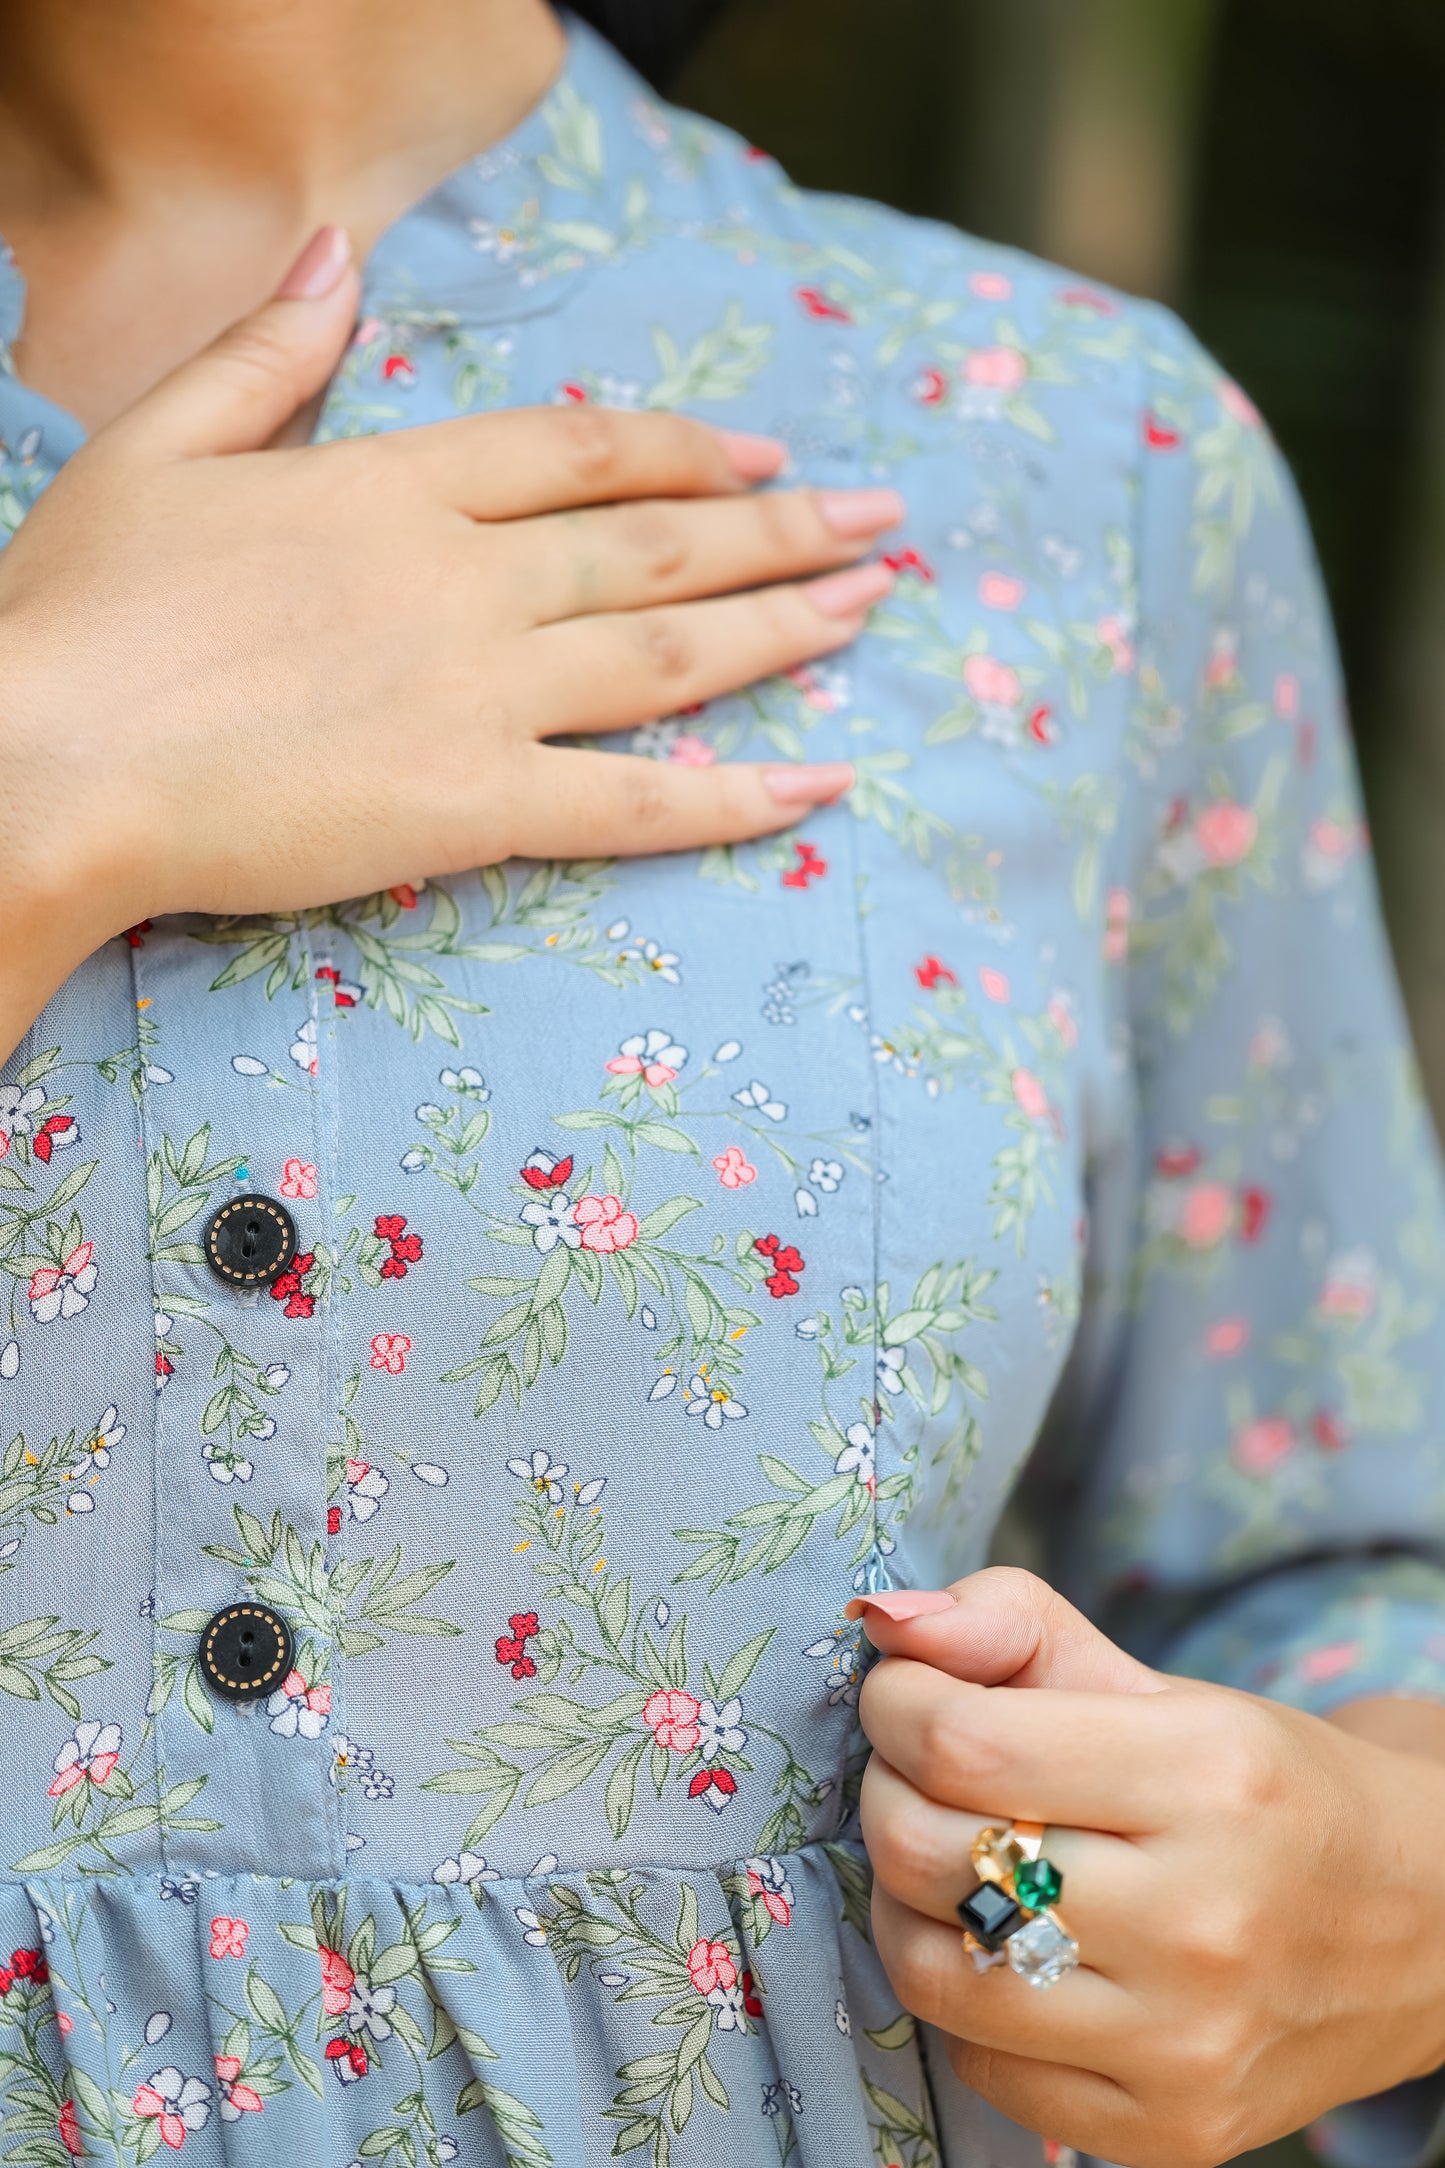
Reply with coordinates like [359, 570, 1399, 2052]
[1179, 1183, 1232, 1249]
[28, 1241, 97, 1324]
[607, 1029, 687, 1087]
[1233, 1416, 1294, 1476]
[978, 571, 1024, 610]
[969, 270, 1013, 300]
[745, 1855, 795, 1926]
[1218, 378, 1263, 429]
[319, 1946, 355, 2017]
[1010, 1068, 1050, 1123]
[1299, 1641, 1361, 1686]
[685, 1937, 737, 1995]
[1318, 1250, 1377, 1321]
[278, 1158, 318, 1201]
[964, 653, 1022, 708]
[573, 1195, 639, 1253]
[978, 966, 1010, 1004]
[1047, 993, 1078, 1049]
[214, 2056, 264, 2120]
[1096, 614, 1135, 673]
[267, 1670, 331, 1739]
[1206, 1317, 1250, 1358]
[1059, 284, 1118, 315]
[1274, 672, 1300, 718]
[643, 1688, 702, 1754]
[1195, 801, 1258, 867]
[208, 1916, 249, 1960]
[668, 733, 716, 766]
[48, 1719, 122, 1797]
[369, 1332, 411, 1374]
[131, 2069, 212, 2150]
[913, 364, 948, 405]
[794, 285, 851, 323]
[57, 2100, 83, 2157]
[962, 344, 1027, 392]
[713, 1146, 757, 1189]
[1144, 413, 1182, 451]
[341, 1458, 389, 1523]
[1103, 886, 1132, 964]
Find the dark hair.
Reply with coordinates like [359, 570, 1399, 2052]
[565, 0, 733, 85]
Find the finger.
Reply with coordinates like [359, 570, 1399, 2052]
[515, 485, 904, 622]
[871, 1883, 1133, 2073]
[858, 1659, 1207, 1831]
[849, 1567, 1165, 1694]
[523, 561, 894, 735]
[378, 403, 785, 520]
[502, 746, 855, 860]
[945, 2038, 1144, 2165]
[860, 1751, 1144, 1971]
[110, 226, 360, 460]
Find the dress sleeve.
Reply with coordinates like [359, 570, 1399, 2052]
[1031, 306, 1445, 2162]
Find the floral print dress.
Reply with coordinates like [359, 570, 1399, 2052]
[0, 19, 1442, 2168]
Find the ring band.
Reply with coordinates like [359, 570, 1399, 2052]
[957, 1819, 1080, 1990]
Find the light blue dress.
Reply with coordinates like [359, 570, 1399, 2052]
[0, 19, 1442, 2167]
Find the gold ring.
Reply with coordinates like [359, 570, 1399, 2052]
[957, 1819, 1079, 1989]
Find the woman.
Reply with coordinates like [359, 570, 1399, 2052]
[0, 2, 1441, 2164]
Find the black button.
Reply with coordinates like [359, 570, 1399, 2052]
[957, 1882, 1024, 1952]
[204, 1193, 297, 1288]
[199, 1603, 293, 1702]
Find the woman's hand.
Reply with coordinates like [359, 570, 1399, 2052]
[855, 1568, 1445, 2168]
[0, 226, 899, 1057]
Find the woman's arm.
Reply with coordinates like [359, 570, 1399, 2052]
[0, 226, 901, 1064]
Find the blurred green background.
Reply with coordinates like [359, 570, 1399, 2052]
[672, 0, 1445, 1161]
[670, 2, 1445, 2160]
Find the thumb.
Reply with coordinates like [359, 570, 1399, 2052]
[109, 225, 359, 461]
[846, 1566, 1165, 1695]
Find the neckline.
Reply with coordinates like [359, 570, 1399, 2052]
[0, 11, 629, 456]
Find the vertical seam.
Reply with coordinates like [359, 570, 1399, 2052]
[125, 934, 169, 1874]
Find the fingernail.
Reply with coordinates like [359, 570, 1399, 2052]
[764, 761, 855, 806]
[717, 429, 788, 480]
[844, 1589, 956, 1623]
[806, 561, 895, 618]
[276, 225, 351, 300]
[817, 488, 905, 538]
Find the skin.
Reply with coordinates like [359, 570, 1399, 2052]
[856, 1569, 1445, 2166]
[0, 0, 905, 1063]
[1, 7, 1440, 2155]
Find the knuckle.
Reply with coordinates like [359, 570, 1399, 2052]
[633, 611, 696, 686]
[754, 486, 807, 555]
[216, 321, 298, 391]
[624, 766, 675, 836]
[1172, 1891, 1256, 1972]
[914, 1700, 986, 1801]
[618, 503, 690, 587]
[552, 404, 626, 491]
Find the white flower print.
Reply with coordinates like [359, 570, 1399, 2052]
[202, 1442, 253, 1484]
[515, 1908, 548, 1947]
[712, 1039, 742, 1063]
[732, 1079, 786, 1120]
[28, 1241, 97, 1324]
[48, 1718, 122, 1797]
[876, 1345, 907, 1395]
[439, 1066, 488, 1095]
[87, 1406, 125, 1468]
[266, 1670, 330, 1739]
[619, 937, 681, 984]
[131, 2068, 212, 2147]
[520, 1194, 581, 1252]
[433, 1849, 499, 1888]
[707, 1983, 747, 2031]
[0, 1338, 16, 1379]
[808, 1158, 844, 1193]
[329, 1736, 373, 1787]
[834, 1423, 875, 1487]
[835, 1998, 851, 2036]
[346, 1976, 397, 2042]
[683, 1372, 748, 1428]
[696, 1697, 747, 1757]
[507, 1449, 568, 1502]
[0, 1082, 45, 1151]
[289, 1017, 318, 1074]
[607, 1028, 687, 1087]
[342, 1458, 389, 1522]
[794, 1188, 817, 1218]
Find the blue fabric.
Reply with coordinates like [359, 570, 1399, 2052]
[0, 19, 1441, 2164]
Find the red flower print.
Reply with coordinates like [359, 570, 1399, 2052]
[754, 1234, 805, 1298]
[573, 1194, 639, 1253]
[11, 1948, 46, 1983]
[495, 1635, 536, 1680]
[1027, 703, 1057, 745]
[741, 1968, 764, 2017]
[388, 882, 420, 908]
[1058, 285, 1117, 315]
[520, 1151, 574, 1191]
[374, 1212, 424, 1277]
[1154, 1144, 1201, 1179]
[1311, 1409, 1348, 1452]
[685, 1937, 737, 1994]
[325, 2037, 369, 2081]
[794, 285, 851, 323]
[915, 956, 958, 991]
[269, 1253, 316, 1319]
[279, 1158, 318, 1201]
[156, 1352, 174, 1383]
[327, 1505, 342, 1535]
[214, 2055, 264, 2118]
[125, 920, 153, 947]
[881, 546, 934, 582]
[381, 352, 414, 384]
[643, 1688, 702, 1753]
[318, 1945, 355, 2017]
[57, 2100, 83, 2157]
[315, 964, 360, 1007]
[208, 1916, 249, 1960]
[510, 1611, 539, 1640]
[369, 1332, 411, 1374]
[31, 1114, 78, 1163]
[1238, 1186, 1272, 1244]
[0, 1969, 12, 1995]
[780, 841, 827, 890]
[913, 364, 947, 405]
[688, 1766, 737, 1810]
[1143, 413, 1182, 451]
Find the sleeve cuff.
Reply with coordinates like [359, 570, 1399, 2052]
[1160, 1554, 1445, 1718]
